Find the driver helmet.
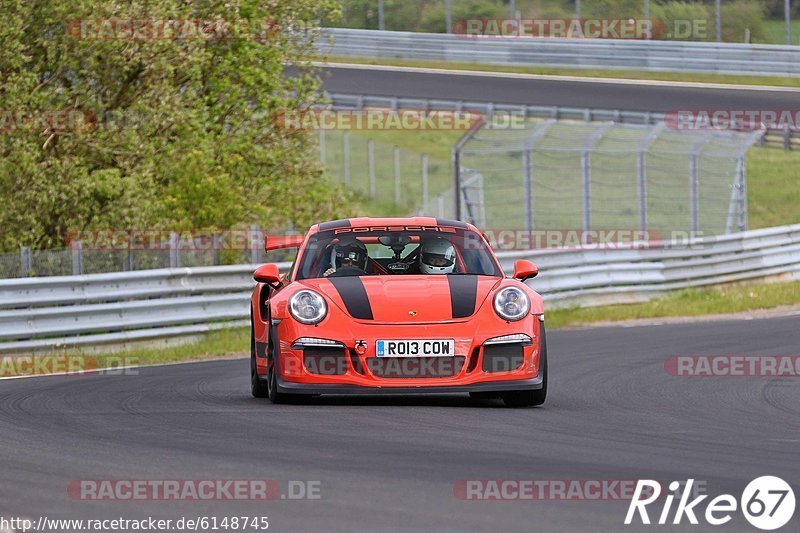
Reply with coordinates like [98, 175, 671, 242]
[419, 237, 456, 275]
[333, 237, 368, 271]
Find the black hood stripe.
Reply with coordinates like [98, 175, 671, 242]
[447, 275, 478, 318]
[327, 277, 374, 320]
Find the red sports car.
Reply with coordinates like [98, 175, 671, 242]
[250, 217, 547, 407]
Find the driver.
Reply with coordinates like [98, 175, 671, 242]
[418, 237, 456, 275]
[324, 237, 369, 277]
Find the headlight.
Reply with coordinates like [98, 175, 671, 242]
[289, 290, 328, 324]
[493, 287, 530, 321]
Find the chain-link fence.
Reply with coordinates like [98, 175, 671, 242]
[317, 129, 453, 214]
[455, 118, 762, 237]
[1, 228, 298, 279]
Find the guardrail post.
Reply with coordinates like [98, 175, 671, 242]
[368, 139, 376, 198]
[523, 149, 533, 232]
[637, 150, 648, 232]
[20, 246, 32, 277]
[343, 131, 350, 187]
[689, 154, 699, 237]
[451, 146, 460, 219]
[213, 234, 221, 266]
[738, 155, 748, 232]
[169, 231, 180, 268]
[452, 117, 485, 221]
[250, 224, 260, 265]
[393, 146, 401, 204]
[71, 241, 83, 275]
[581, 150, 591, 233]
[421, 154, 429, 211]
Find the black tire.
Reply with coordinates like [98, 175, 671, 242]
[501, 323, 548, 408]
[267, 324, 302, 404]
[251, 311, 269, 398]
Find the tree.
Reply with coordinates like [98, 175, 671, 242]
[0, 0, 347, 251]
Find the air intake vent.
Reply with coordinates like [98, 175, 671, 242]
[482, 344, 524, 373]
[303, 347, 348, 375]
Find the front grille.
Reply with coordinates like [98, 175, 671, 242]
[482, 344, 524, 373]
[367, 356, 466, 378]
[303, 347, 348, 375]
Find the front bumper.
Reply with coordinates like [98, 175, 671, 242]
[257, 310, 544, 393]
[276, 373, 543, 395]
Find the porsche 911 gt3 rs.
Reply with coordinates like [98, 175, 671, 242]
[250, 217, 547, 407]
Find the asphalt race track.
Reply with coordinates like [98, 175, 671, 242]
[304, 64, 800, 112]
[2, 315, 798, 532]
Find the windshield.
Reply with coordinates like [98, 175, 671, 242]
[295, 226, 502, 280]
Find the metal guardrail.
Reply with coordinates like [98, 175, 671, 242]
[0, 265, 286, 353]
[1, 225, 799, 353]
[497, 224, 800, 306]
[326, 92, 798, 150]
[319, 28, 800, 77]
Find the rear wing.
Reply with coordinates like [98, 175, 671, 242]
[265, 235, 304, 252]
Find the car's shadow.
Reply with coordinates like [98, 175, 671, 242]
[253, 394, 540, 408]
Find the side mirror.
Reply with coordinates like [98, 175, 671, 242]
[253, 263, 281, 284]
[513, 260, 538, 281]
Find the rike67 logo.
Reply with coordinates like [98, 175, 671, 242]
[626, 477, 795, 530]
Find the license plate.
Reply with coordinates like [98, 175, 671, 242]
[376, 339, 455, 357]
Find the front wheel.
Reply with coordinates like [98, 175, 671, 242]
[502, 323, 548, 407]
[251, 315, 269, 398]
[266, 327, 290, 404]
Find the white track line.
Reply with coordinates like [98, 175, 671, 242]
[314, 61, 800, 93]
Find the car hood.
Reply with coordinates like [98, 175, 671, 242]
[300, 275, 502, 323]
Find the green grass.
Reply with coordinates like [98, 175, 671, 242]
[89, 327, 250, 367]
[547, 279, 800, 329]
[747, 145, 800, 228]
[763, 19, 800, 46]
[327, 56, 800, 89]
[0, 327, 250, 378]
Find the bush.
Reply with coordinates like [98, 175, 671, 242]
[721, 0, 767, 43]
[651, 1, 712, 41]
[0, 0, 350, 252]
[420, 0, 508, 34]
